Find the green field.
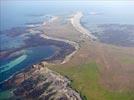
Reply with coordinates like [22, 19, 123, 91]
[121, 57, 134, 64]
[0, 89, 13, 100]
[48, 62, 134, 100]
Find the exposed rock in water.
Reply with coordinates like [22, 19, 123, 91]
[6, 62, 81, 100]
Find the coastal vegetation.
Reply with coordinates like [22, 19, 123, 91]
[48, 62, 134, 100]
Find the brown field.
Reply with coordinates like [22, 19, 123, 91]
[41, 17, 134, 99]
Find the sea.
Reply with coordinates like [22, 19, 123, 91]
[0, 0, 134, 84]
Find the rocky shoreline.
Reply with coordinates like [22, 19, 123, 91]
[1, 62, 82, 100]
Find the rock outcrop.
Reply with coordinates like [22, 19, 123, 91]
[9, 62, 81, 100]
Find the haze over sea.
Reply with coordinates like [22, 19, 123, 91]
[0, 1, 134, 83]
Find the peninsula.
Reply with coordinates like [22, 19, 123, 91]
[70, 12, 97, 40]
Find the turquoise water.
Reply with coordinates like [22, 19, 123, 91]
[0, 55, 27, 73]
[0, 46, 56, 83]
[0, 0, 134, 83]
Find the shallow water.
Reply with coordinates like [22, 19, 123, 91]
[0, 55, 27, 73]
[0, 45, 56, 82]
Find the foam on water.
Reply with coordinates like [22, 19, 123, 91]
[0, 55, 27, 73]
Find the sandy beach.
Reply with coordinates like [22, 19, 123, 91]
[70, 11, 97, 40]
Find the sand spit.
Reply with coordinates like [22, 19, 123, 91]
[70, 11, 97, 40]
[40, 34, 79, 64]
